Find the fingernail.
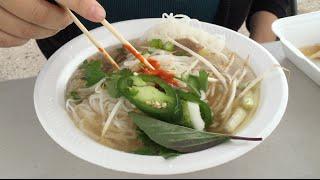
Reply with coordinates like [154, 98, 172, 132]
[90, 3, 106, 22]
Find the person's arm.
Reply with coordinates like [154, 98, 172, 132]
[249, 11, 278, 43]
[0, 0, 106, 47]
[246, 0, 289, 43]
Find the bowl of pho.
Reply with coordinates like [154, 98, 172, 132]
[34, 14, 288, 175]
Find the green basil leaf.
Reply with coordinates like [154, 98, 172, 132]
[134, 147, 158, 156]
[186, 75, 201, 97]
[129, 112, 230, 153]
[159, 150, 181, 159]
[134, 129, 181, 159]
[134, 146, 181, 159]
[199, 70, 209, 91]
[181, 70, 209, 96]
[198, 101, 214, 128]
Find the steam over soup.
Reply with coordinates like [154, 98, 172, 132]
[65, 14, 263, 159]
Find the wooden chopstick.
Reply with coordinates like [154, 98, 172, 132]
[101, 20, 155, 70]
[63, 8, 120, 70]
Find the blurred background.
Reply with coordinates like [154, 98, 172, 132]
[0, 0, 319, 82]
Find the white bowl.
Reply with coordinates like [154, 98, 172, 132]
[34, 18, 288, 175]
[272, 11, 320, 86]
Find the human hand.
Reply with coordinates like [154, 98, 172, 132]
[0, 0, 106, 47]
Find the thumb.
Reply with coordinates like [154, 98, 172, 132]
[56, 0, 106, 22]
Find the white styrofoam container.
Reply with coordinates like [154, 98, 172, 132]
[272, 11, 320, 86]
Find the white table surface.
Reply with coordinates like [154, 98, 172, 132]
[0, 42, 319, 178]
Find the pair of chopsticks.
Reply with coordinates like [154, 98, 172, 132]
[63, 7, 155, 70]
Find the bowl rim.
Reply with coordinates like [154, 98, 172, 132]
[34, 18, 288, 175]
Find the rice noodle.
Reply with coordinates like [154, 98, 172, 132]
[210, 83, 216, 97]
[211, 93, 221, 109]
[113, 120, 135, 133]
[215, 88, 230, 112]
[145, 13, 226, 53]
[224, 53, 235, 72]
[208, 77, 219, 83]
[66, 99, 81, 123]
[186, 59, 200, 74]
[101, 98, 124, 138]
[237, 68, 248, 86]
[211, 86, 225, 109]
[221, 79, 238, 118]
[75, 103, 99, 122]
[89, 94, 103, 115]
[99, 94, 106, 116]
[210, 121, 220, 128]
[231, 69, 242, 80]
[77, 78, 106, 94]
[121, 100, 134, 112]
[79, 120, 100, 141]
[224, 73, 232, 84]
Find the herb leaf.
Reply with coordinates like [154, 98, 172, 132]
[174, 51, 190, 56]
[106, 78, 121, 98]
[81, 60, 106, 87]
[129, 112, 230, 153]
[134, 129, 181, 159]
[105, 69, 133, 98]
[159, 150, 181, 159]
[163, 42, 175, 52]
[149, 39, 164, 49]
[199, 70, 209, 92]
[69, 91, 81, 100]
[181, 70, 209, 97]
[134, 147, 158, 156]
[118, 69, 133, 77]
[186, 75, 201, 97]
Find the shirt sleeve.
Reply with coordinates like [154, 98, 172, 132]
[246, 0, 289, 32]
